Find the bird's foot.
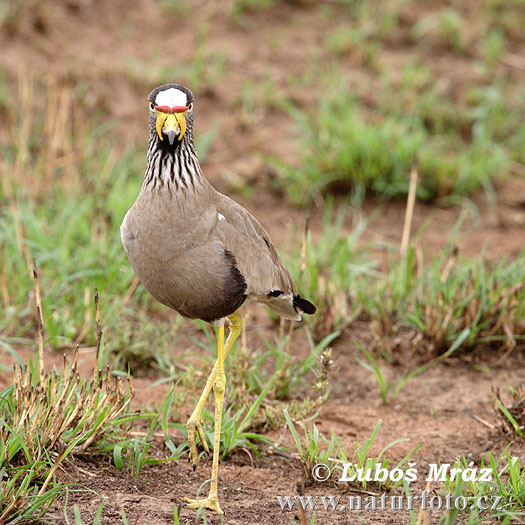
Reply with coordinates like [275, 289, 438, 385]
[187, 416, 209, 468]
[184, 495, 223, 515]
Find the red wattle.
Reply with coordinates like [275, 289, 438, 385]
[154, 105, 188, 114]
[154, 105, 172, 114]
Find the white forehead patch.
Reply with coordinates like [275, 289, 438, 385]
[155, 88, 187, 107]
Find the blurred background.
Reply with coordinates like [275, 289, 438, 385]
[1, 0, 524, 362]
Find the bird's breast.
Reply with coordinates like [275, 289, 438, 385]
[121, 188, 243, 319]
[125, 189, 211, 254]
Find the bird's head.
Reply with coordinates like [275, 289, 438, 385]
[147, 84, 195, 146]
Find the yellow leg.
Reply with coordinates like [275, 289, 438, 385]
[186, 313, 242, 468]
[185, 313, 241, 515]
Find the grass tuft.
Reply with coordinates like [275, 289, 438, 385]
[436, 449, 525, 523]
[284, 414, 422, 491]
[493, 386, 525, 440]
[273, 79, 512, 203]
[0, 282, 135, 523]
[294, 205, 525, 359]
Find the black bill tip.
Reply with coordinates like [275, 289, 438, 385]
[167, 130, 176, 145]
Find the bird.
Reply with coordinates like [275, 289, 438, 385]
[121, 83, 316, 514]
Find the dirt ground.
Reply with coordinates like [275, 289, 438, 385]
[1, 1, 525, 524]
[4, 334, 525, 525]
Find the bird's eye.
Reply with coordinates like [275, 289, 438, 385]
[149, 102, 155, 112]
[187, 102, 193, 112]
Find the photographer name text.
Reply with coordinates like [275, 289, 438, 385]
[312, 462, 492, 484]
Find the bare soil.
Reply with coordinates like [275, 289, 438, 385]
[1, 1, 525, 524]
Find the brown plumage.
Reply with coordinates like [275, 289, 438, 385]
[121, 83, 315, 514]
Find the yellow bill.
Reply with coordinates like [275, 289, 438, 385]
[155, 111, 187, 144]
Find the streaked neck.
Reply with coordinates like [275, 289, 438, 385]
[143, 135, 204, 193]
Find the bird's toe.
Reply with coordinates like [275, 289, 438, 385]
[184, 496, 223, 515]
[196, 423, 209, 453]
[187, 417, 209, 468]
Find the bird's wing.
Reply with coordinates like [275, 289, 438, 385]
[213, 192, 297, 298]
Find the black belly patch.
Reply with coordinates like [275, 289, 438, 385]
[223, 250, 247, 296]
[197, 250, 247, 323]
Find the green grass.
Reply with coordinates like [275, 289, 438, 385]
[152, 324, 337, 452]
[0, 77, 146, 352]
[271, 0, 525, 205]
[282, 199, 368, 339]
[229, 0, 274, 21]
[61, 500, 189, 525]
[433, 449, 525, 523]
[273, 79, 512, 203]
[361, 247, 525, 354]
[493, 386, 525, 440]
[284, 412, 525, 523]
[0, 344, 136, 523]
[290, 204, 525, 356]
[284, 414, 422, 491]
[412, 7, 468, 53]
[356, 327, 470, 404]
[63, 499, 104, 525]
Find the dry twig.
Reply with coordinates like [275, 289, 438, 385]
[400, 162, 419, 256]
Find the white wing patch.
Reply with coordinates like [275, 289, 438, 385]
[155, 88, 187, 107]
